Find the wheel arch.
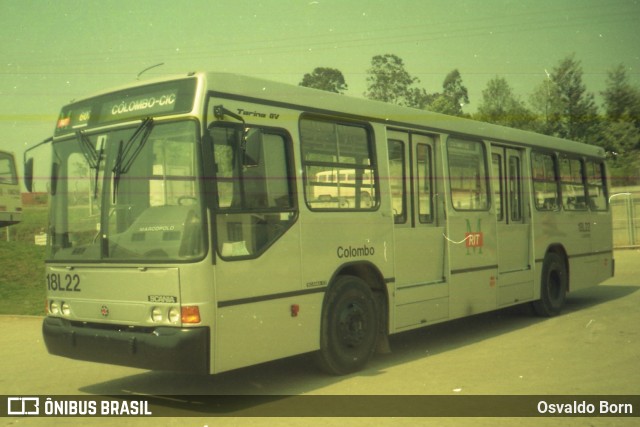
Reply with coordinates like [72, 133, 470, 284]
[328, 261, 389, 306]
[326, 261, 391, 349]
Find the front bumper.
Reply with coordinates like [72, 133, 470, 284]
[42, 316, 209, 373]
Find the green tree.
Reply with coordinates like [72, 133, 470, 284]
[600, 121, 640, 185]
[529, 75, 561, 135]
[599, 64, 640, 185]
[364, 54, 426, 107]
[426, 69, 470, 116]
[533, 55, 599, 143]
[299, 67, 348, 94]
[476, 76, 533, 129]
[601, 63, 640, 126]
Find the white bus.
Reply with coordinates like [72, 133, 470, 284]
[27, 72, 613, 375]
[312, 169, 375, 208]
[0, 150, 22, 228]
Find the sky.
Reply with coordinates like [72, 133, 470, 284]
[2, 0, 640, 173]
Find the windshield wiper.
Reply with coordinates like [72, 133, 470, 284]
[76, 130, 104, 199]
[112, 117, 154, 202]
[76, 130, 98, 169]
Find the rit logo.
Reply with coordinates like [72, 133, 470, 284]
[465, 219, 483, 255]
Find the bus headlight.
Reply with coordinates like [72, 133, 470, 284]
[49, 301, 60, 315]
[151, 307, 163, 322]
[168, 307, 181, 323]
[61, 302, 71, 316]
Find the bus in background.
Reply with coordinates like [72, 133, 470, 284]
[0, 150, 21, 228]
[312, 169, 375, 208]
[25, 72, 613, 376]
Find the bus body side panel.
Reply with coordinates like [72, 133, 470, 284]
[211, 205, 308, 375]
[584, 183, 615, 287]
[298, 209, 393, 309]
[588, 207, 615, 285]
[531, 210, 613, 295]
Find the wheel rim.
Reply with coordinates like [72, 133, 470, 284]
[337, 301, 368, 348]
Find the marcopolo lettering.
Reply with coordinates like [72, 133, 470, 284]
[337, 245, 375, 259]
[138, 225, 175, 232]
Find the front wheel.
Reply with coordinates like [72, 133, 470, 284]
[315, 275, 378, 375]
[532, 252, 568, 317]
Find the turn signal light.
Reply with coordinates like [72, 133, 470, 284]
[181, 306, 201, 324]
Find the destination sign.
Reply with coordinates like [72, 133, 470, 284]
[55, 77, 197, 136]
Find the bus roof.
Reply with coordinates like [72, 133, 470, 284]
[203, 72, 605, 159]
[60, 71, 605, 159]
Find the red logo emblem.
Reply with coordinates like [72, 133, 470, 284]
[465, 232, 483, 248]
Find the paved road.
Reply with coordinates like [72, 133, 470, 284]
[2, 250, 639, 427]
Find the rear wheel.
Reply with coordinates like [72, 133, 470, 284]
[532, 252, 568, 317]
[316, 275, 378, 375]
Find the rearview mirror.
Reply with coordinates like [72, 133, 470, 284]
[24, 157, 34, 192]
[23, 136, 53, 193]
[50, 163, 59, 196]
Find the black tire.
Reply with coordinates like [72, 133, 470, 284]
[532, 252, 568, 317]
[316, 275, 378, 375]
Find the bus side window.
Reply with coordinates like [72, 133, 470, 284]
[416, 143, 433, 223]
[508, 155, 523, 221]
[492, 153, 504, 220]
[447, 138, 489, 211]
[210, 125, 296, 259]
[560, 156, 587, 210]
[532, 151, 559, 211]
[586, 160, 608, 211]
[387, 139, 406, 223]
[300, 117, 378, 211]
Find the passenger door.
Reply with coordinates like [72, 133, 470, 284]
[445, 137, 497, 317]
[491, 145, 534, 306]
[388, 130, 447, 330]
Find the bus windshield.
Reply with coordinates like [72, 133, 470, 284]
[49, 119, 204, 262]
[0, 151, 21, 228]
[0, 152, 18, 185]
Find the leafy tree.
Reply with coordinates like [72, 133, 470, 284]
[600, 121, 640, 185]
[425, 70, 470, 116]
[601, 64, 640, 126]
[532, 55, 599, 143]
[529, 76, 561, 135]
[476, 76, 533, 129]
[299, 67, 348, 94]
[405, 87, 433, 110]
[364, 54, 425, 107]
[599, 64, 640, 184]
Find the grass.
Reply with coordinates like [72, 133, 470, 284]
[0, 205, 48, 315]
